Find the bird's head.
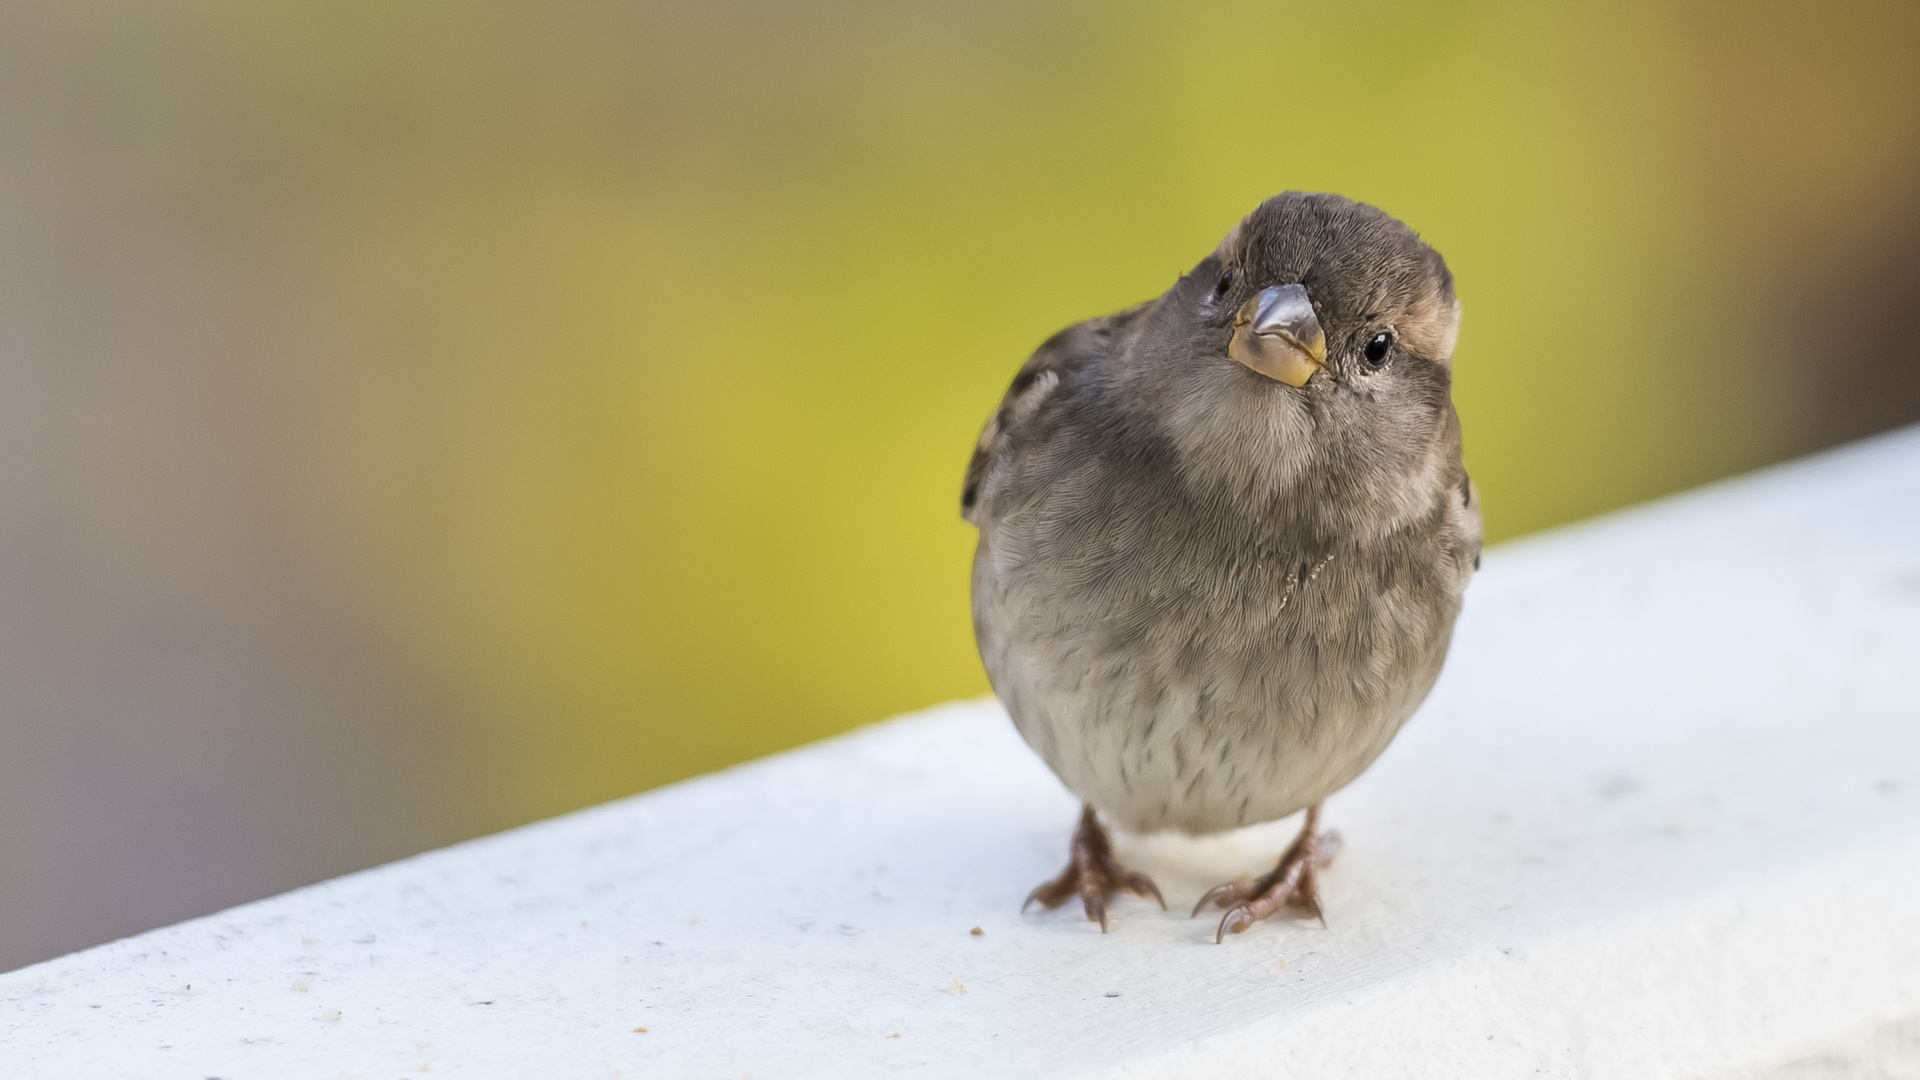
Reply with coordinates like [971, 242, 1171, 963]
[1117, 192, 1463, 536]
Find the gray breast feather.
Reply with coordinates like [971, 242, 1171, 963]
[968, 321, 1476, 835]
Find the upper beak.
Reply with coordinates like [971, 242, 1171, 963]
[1229, 284, 1327, 387]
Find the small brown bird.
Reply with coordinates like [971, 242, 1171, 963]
[963, 192, 1478, 940]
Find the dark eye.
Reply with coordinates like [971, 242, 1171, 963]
[1364, 331, 1393, 368]
[1212, 268, 1234, 300]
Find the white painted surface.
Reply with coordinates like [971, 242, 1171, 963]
[5, 427, 1920, 1080]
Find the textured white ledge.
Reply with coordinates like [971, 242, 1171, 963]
[6, 428, 1920, 1079]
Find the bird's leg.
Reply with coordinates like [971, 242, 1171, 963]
[1023, 804, 1165, 932]
[1191, 803, 1343, 943]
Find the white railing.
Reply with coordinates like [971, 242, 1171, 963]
[5, 426, 1920, 1079]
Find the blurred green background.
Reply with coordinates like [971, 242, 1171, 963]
[3, 0, 1918, 971]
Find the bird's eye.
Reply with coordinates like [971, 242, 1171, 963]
[1212, 268, 1234, 300]
[1364, 331, 1393, 368]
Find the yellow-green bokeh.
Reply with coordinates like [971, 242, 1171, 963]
[63, 0, 1920, 832]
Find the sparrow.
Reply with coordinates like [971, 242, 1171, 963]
[963, 192, 1479, 941]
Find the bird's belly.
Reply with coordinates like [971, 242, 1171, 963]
[1004, 647, 1432, 835]
[975, 541, 1455, 835]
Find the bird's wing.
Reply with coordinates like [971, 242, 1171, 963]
[1460, 471, 1484, 571]
[961, 316, 1113, 524]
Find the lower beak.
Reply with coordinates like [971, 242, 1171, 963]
[1229, 284, 1327, 387]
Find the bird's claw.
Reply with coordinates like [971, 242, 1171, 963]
[1191, 880, 1249, 918]
[1022, 878, 1068, 914]
[1215, 904, 1256, 943]
[1024, 804, 1164, 932]
[1194, 806, 1340, 942]
[1119, 868, 1166, 911]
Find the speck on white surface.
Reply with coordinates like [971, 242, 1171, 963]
[5, 428, 1920, 1079]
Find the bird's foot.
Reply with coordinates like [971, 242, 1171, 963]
[1023, 804, 1165, 932]
[1192, 804, 1342, 943]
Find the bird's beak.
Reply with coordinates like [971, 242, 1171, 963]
[1229, 284, 1327, 387]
